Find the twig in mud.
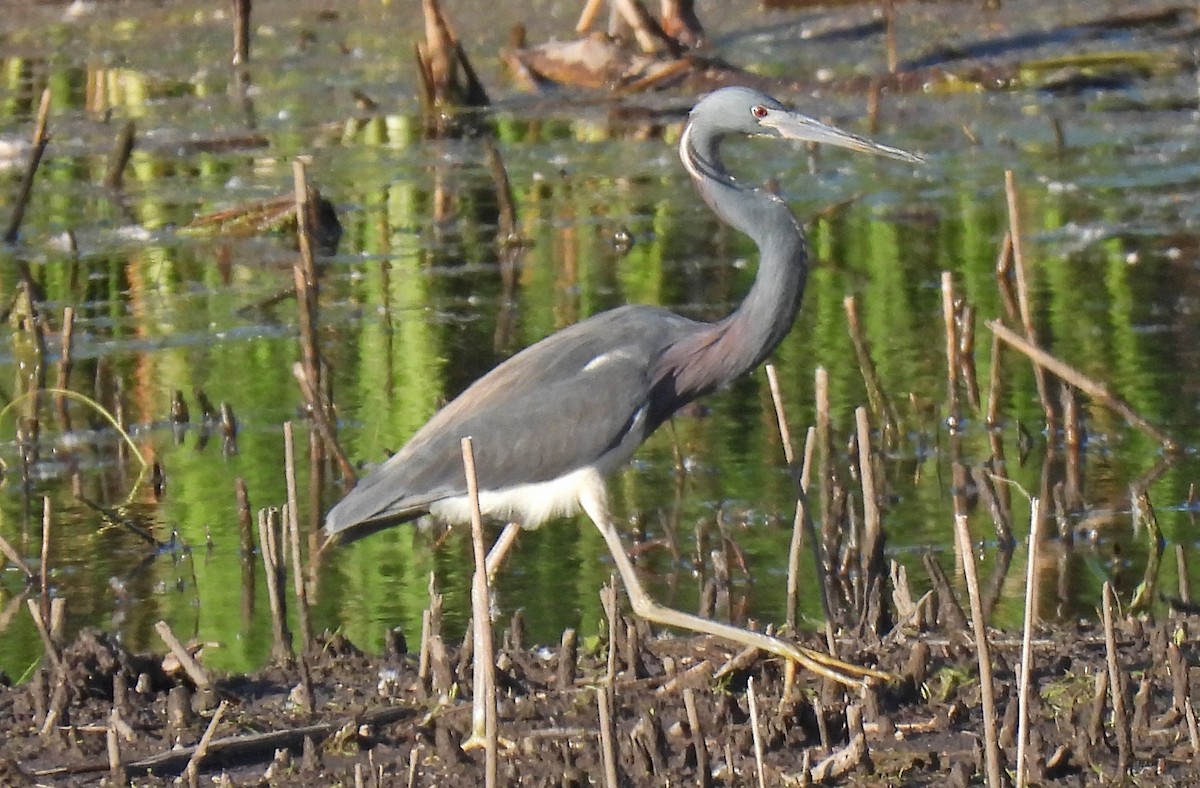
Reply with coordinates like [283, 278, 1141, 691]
[602, 580, 619, 685]
[1015, 497, 1042, 788]
[747, 677, 767, 788]
[810, 702, 868, 782]
[459, 437, 499, 784]
[154, 620, 211, 690]
[102, 121, 136, 189]
[184, 700, 228, 786]
[38, 704, 413, 779]
[987, 320, 1176, 451]
[4, 88, 51, 244]
[107, 717, 124, 784]
[1004, 171, 1055, 428]
[952, 513, 1004, 787]
[596, 687, 619, 788]
[683, 688, 711, 788]
[1101, 582, 1132, 773]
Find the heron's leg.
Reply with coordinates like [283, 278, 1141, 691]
[485, 522, 522, 584]
[578, 485, 891, 689]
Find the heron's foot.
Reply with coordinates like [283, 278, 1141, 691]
[782, 643, 894, 689]
[462, 732, 517, 752]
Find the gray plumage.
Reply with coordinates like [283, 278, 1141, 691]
[324, 86, 920, 542]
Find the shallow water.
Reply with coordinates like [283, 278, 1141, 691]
[1, 0, 1198, 677]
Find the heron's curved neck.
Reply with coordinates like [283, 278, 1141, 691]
[666, 122, 809, 399]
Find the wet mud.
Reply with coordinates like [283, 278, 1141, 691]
[4, 609, 1200, 786]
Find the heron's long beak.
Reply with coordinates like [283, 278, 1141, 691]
[762, 111, 923, 164]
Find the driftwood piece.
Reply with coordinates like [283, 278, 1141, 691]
[35, 705, 412, 778]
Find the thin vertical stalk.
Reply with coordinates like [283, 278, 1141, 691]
[460, 437, 498, 786]
[953, 513, 1003, 787]
[1015, 497, 1042, 788]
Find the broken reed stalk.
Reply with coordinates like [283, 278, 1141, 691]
[257, 508, 294, 664]
[1004, 170, 1054, 427]
[952, 512, 1003, 788]
[26, 599, 61, 669]
[844, 295, 899, 443]
[765, 365, 835, 645]
[764, 363, 794, 464]
[1015, 497, 1042, 788]
[39, 496, 51, 620]
[460, 436, 498, 785]
[683, 688, 710, 788]
[602, 580, 619, 685]
[1102, 581, 1132, 773]
[815, 366, 833, 551]
[747, 676, 767, 788]
[102, 121, 136, 189]
[232, 0, 251, 64]
[153, 620, 212, 690]
[1178, 544, 1191, 604]
[941, 272, 961, 428]
[48, 596, 64, 642]
[292, 157, 321, 414]
[291, 362, 357, 487]
[0, 531, 34, 582]
[575, 0, 604, 32]
[283, 423, 313, 655]
[855, 407, 884, 583]
[54, 307, 75, 424]
[987, 320, 1176, 451]
[484, 522, 521, 583]
[4, 88, 51, 244]
[234, 478, 255, 556]
[596, 686, 619, 788]
[985, 333, 1003, 427]
[184, 700, 229, 786]
[107, 718, 123, 784]
[785, 427, 824, 635]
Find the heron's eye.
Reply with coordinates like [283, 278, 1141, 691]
[751, 105, 769, 119]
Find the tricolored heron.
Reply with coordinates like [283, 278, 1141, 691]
[324, 87, 921, 685]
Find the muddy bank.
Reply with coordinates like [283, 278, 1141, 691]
[3, 607, 1200, 786]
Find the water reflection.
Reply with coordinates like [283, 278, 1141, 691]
[2, 25, 1200, 678]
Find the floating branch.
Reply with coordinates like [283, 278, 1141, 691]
[987, 319, 1176, 451]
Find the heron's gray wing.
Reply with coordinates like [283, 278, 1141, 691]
[324, 305, 697, 534]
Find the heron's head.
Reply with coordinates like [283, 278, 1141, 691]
[690, 86, 922, 164]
